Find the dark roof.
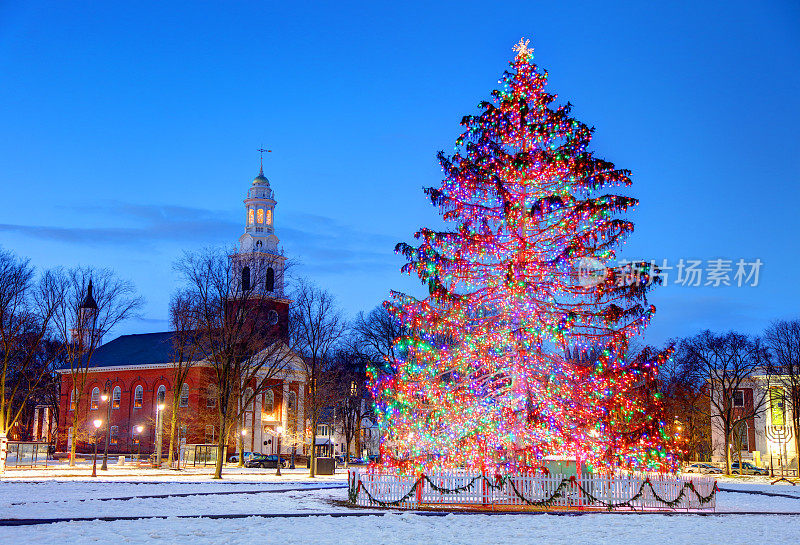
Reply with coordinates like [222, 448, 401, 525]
[60, 331, 178, 370]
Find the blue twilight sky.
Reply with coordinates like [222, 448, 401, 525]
[1, 1, 798, 345]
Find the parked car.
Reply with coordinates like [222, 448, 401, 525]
[684, 463, 723, 475]
[348, 457, 366, 465]
[730, 461, 769, 475]
[228, 452, 255, 463]
[244, 454, 288, 469]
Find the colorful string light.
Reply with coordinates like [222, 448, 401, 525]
[369, 39, 677, 474]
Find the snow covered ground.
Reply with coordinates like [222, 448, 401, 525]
[1, 468, 799, 544]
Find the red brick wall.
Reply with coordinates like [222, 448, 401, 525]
[57, 366, 221, 455]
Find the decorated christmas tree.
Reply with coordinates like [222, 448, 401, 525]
[370, 39, 676, 473]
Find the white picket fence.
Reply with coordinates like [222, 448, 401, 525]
[348, 469, 717, 511]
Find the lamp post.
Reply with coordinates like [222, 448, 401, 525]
[240, 429, 247, 466]
[100, 379, 112, 470]
[154, 404, 165, 468]
[275, 425, 283, 476]
[135, 425, 143, 464]
[91, 419, 102, 477]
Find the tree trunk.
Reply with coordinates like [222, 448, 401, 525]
[69, 410, 79, 467]
[167, 405, 177, 467]
[213, 415, 226, 479]
[309, 413, 317, 478]
[724, 428, 732, 474]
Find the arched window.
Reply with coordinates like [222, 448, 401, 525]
[243, 387, 254, 411]
[257, 209, 265, 224]
[242, 266, 251, 291]
[110, 426, 119, 444]
[156, 385, 166, 406]
[90, 387, 100, 410]
[266, 267, 275, 292]
[112, 386, 121, 409]
[248, 209, 255, 225]
[266, 209, 272, 225]
[133, 385, 143, 408]
[180, 383, 189, 407]
[70, 389, 77, 411]
[264, 391, 274, 414]
[207, 384, 217, 408]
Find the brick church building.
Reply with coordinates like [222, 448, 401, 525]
[55, 163, 309, 458]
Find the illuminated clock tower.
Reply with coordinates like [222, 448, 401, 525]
[232, 156, 289, 339]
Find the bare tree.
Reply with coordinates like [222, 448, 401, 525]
[659, 349, 712, 462]
[166, 290, 201, 468]
[51, 267, 143, 466]
[352, 305, 403, 372]
[175, 247, 295, 479]
[763, 318, 800, 475]
[290, 280, 346, 477]
[0, 249, 64, 469]
[676, 330, 770, 474]
[331, 345, 372, 464]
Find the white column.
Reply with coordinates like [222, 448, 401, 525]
[281, 382, 289, 455]
[297, 383, 305, 452]
[42, 408, 51, 442]
[254, 394, 262, 453]
[32, 407, 40, 440]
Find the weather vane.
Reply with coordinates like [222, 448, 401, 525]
[513, 38, 533, 59]
[257, 147, 272, 174]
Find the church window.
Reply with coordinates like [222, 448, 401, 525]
[70, 389, 77, 411]
[264, 391, 274, 414]
[180, 383, 189, 408]
[112, 386, 121, 409]
[133, 385, 143, 408]
[266, 209, 272, 225]
[156, 385, 166, 405]
[266, 267, 275, 292]
[257, 209, 264, 224]
[242, 266, 251, 291]
[243, 387, 254, 411]
[90, 387, 100, 410]
[110, 426, 119, 444]
[248, 209, 255, 225]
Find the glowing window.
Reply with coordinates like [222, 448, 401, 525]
[90, 387, 100, 410]
[134, 385, 143, 408]
[110, 426, 119, 444]
[248, 209, 255, 225]
[264, 391, 274, 413]
[112, 386, 121, 409]
[266, 209, 272, 225]
[257, 209, 264, 224]
[156, 385, 166, 405]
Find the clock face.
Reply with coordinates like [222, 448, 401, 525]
[267, 310, 279, 326]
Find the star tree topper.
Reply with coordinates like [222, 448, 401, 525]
[512, 38, 533, 60]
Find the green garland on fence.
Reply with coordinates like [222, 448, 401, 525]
[349, 473, 719, 510]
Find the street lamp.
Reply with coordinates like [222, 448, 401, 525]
[135, 425, 144, 464]
[100, 379, 113, 470]
[91, 419, 102, 477]
[275, 425, 284, 476]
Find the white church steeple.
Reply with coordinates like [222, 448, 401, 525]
[236, 152, 286, 298]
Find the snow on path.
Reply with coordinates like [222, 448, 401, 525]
[0, 512, 797, 545]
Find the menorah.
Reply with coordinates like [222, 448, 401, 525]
[765, 425, 795, 485]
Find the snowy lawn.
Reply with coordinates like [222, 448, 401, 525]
[0, 512, 797, 545]
[1, 476, 800, 544]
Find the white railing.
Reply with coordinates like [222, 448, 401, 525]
[348, 469, 717, 511]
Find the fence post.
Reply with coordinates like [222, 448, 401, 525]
[416, 472, 424, 507]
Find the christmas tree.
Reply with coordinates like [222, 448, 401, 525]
[371, 39, 675, 473]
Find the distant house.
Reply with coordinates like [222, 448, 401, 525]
[710, 374, 797, 470]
